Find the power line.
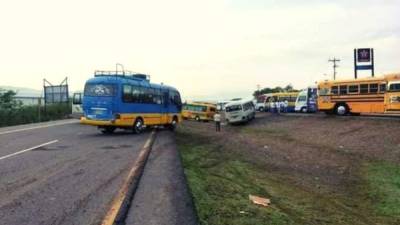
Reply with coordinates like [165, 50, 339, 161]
[328, 58, 340, 80]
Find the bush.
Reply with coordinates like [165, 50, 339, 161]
[0, 103, 72, 127]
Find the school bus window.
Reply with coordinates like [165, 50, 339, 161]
[348, 85, 359, 93]
[339, 85, 347, 95]
[389, 83, 400, 91]
[318, 87, 329, 95]
[360, 84, 368, 94]
[369, 83, 378, 93]
[331, 86, 338, 95]
[379, 84, 386, 93]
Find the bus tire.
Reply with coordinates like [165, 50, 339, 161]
[259, 107, 264, 112]
[301, 107, 307, 113]
[133, 118, 144, 134]
[169, 116, 178, 131]
[101, 126, 116, 134]
[195, 116, 200, 122]
[335, 104, 348, 116]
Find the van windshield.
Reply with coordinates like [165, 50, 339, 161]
[84, 84, 116, 96]
[226, 104, 242, 112]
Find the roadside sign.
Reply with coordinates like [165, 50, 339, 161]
[354, 48, 374, 78]
[357, 48, 371, 62]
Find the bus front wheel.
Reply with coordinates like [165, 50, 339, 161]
[195, 116, 200, 122]
[301, 107, 307, 113]
[100, 126, 116, 134]
[169, 117, 178, 131]
[133, 118, 144, 134]
[335, 104, 348, 116]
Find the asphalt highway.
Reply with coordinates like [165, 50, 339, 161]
[0, 120, 151, 225]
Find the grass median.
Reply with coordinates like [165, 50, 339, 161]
[176, 122, 400, 225]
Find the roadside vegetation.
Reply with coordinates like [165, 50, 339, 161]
[177, 115, 400, 225]
[0, 89, 71, 127]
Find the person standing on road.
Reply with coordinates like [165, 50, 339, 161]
[284, 99, 289, 113]
[214, 111, 221, 132]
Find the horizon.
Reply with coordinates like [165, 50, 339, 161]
[1, 0, 399, 101]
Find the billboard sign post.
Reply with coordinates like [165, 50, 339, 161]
[354, 48, 374, 79]
[43, 77, 69, 104]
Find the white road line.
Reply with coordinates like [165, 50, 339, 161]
[0, 120, 78, 135]
[0, 140, 59, 161]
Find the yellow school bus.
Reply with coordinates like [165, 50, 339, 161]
[317, 73, 400, 115]
[264, 92, 300, 112]
[182, 102, 217, 121]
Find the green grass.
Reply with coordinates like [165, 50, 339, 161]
[176, 128, 396, 225]
[365, 161, 400, 218]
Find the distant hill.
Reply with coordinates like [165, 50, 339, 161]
[0, 86, 42, 97]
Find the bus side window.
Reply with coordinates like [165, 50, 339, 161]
[131, 86, 140, 103]
[360, 84, 368, 94]
[331, 86, 338, 95]
[348, 85, 359, 94]
[339, 85, 347, 95]
[379, 84, 386, 93]
[123, 85, 133, 102]
[369, 83, 378, 93]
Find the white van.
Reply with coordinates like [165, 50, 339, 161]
[72, 91, 83, 118]
[295, 87, 318, 113]
[225, 100, 256, 124]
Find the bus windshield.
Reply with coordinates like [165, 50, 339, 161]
[389, 83, 400, 92]
[84, 84, 116, 96]
[226, 105, 242, 112]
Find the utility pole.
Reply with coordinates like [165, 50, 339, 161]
[328, 58, 340, 80]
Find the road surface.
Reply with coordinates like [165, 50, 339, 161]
[0, 120, 197, 225]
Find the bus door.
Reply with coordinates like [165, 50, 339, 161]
[307, 88, 318, 112]
[161, 90, 170, 124]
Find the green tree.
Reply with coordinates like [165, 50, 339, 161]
[253, 84, 299, 97]
[0, 89, 20, 109]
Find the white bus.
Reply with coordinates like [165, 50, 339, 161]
[225, 99, 255, 124]
[72, 91, 83, 118]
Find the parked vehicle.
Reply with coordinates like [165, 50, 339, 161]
[263, 92, 299, 113]
[318, 73, 400, 115]
[225, 99, 255, 124]
[80, 70, 182, 133]
[255, 94, 268, 111]
[71, 91, 83, 118]
[182, 102, 216, 121]
[295, 87, 318, 113]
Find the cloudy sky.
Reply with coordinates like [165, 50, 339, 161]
[0, 0, 399, 100]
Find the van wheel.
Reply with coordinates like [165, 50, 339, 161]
[335, 104, 348, 116]
[259, 107, 264, 112]
[301, 107, 307, 113]
[101, 126, 116, 134]
[133, 118, 144, 134]
[195, 116, 200, 122]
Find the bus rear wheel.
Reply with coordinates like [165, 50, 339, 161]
[100, 126, 116, 134]
[195, 116, 200, 122]
[133, 118, 144, 134]
[335, 104, 348, 116]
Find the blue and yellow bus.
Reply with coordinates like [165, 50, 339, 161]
[80, 71, 182, 134]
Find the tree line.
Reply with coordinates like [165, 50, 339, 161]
[253, 84, 299, 97]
